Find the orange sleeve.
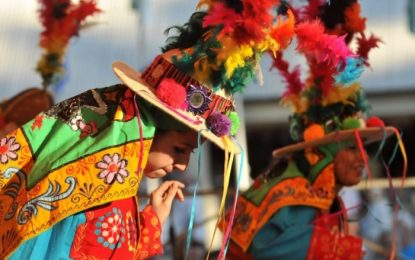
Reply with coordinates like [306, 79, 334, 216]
[136, 205, 163, 259]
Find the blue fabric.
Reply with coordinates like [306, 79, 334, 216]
[9, 212, 86, 260]
[248, 206, 317, 260]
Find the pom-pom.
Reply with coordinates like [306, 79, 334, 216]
[156, 79, 186, 109]
[228, 111, 240, 135]
[303, 124, 325, 142]
[342, 117, 361, 129]
[206, 112, 231, 137]
[366, 116, 385, 127]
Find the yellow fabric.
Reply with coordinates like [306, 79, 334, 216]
[0, 127, 152, 258]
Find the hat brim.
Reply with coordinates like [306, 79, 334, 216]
[112, 61, 240, 153]
[272, 127, 396, 158]
[1, 88, 53, 126]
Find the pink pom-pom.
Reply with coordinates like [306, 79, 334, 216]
[366, 116, 385, 127]
[156, 78, 186, 109]
[206, 112, 231, 137]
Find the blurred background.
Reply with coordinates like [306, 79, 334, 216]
[0, 0, 414, 259]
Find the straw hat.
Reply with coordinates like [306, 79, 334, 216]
[0, 87, 53, 127]
[270, 2, 394, 158]
[113, 0, 296, 151]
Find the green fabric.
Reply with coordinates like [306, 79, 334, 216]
[22, 85, 156, 188]
[308, 146, 334, 183]
[243, 162, 304, 206]
[248, 206, 316, 260]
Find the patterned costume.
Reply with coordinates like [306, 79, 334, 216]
[224, 159, 363, 259]
[1, 0, 300, 258]
[1, 85, 163, 259]
[221, 0, 407, 259]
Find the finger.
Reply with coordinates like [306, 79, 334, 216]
[173, 181, 185, 189]
[164, 183, 179, 206]
[152, 181, 175, 196]
[176, 188, 185, 202]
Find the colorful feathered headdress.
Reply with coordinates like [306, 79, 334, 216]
[114, 0, 296, 150]
[36, 0, 100, 89]
[271, 0, 383, 145]
[162, 0, 295, 95]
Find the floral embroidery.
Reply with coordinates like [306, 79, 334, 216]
[31, 114, 44, 131]
[70, 115, 85, 131]
[0, 137, 20, 164]
[95, 208, 126, 250]
[79, 121, 97, 138]
[96, 153, 129, 184]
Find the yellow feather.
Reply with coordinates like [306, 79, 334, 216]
[281, 94, 308, 114]
[322, 83, 361, 106]
[255, 35, 280, 56]
[193, 56, 213, 85]
[224, 45, 253, 78]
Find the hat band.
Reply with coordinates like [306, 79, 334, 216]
[142, 55, 234, 119]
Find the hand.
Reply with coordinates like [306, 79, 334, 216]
[150, 181, 185, 226]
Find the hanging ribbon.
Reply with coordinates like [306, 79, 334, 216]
[184, 129, 207, 260]
[219, 140, 245, 260]
[206, 136, 236, 259]
[354, 129, 372, 180]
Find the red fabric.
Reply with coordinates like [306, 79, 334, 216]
[306, 226, 362, 260]
[136, 205, 163, 259]
[306, 211, 362, 260]
[225, 241, 253, 260]
[70, 197, 162, 260]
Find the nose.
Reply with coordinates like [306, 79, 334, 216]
[174, 162, 187, 172]
[173, 153, 191, 172]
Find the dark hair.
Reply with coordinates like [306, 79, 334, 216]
[264, 158, 289, 180]
[161, 0, 246, 53]
[292, 151, 311, 177]
[136, 96, 190, 132]
[162, 12, 208, 53]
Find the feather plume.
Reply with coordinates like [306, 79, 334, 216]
[202, 3, 240, 37]
[323, 82, 361, 106]
[344, 2, 366, 33]
[271, 51, 303, 98]
[296, 20, 353, 69]
[271, 9, 296, 50]
[335, 57, 364, 85]
[356, 33, 382, 66]
[37, 0, 100, 89]
[242, 0, 275, 26]
[300, 0, 324, 21]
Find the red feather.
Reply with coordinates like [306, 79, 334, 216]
[300, 0, 324, 22]
[234, 18, 266, 44]
[296, 20, 353, 69]
[356, 33, 382, 65]
[307, 63, 336, 97]
[243, 0, 275, 26]
[271, 52, 303, 97]
[271, 9, 296, 49]
[202, 3, 240, 36]
[344, 2, 366, 33]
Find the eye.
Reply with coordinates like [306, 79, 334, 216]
[174, 146, 186, 155]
